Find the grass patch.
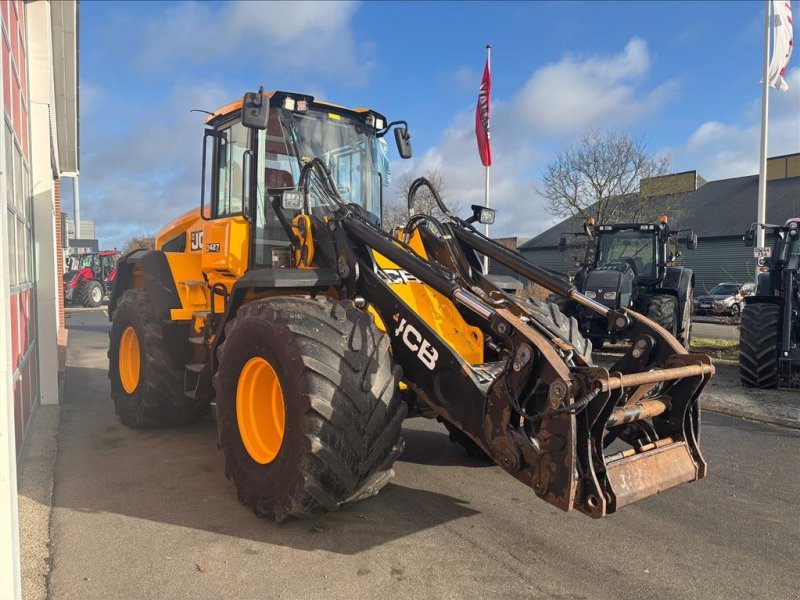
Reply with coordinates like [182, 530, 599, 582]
[690, 337, 739, 361]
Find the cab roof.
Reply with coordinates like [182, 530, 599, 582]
[204, 91, 376, 126]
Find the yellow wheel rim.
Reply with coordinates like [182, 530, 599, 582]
[236, 357, 286, 464]
[119, 326, 141, 394]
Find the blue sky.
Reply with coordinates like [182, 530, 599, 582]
[69, 1, 799, 249]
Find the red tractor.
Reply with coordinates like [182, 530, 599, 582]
[63, 251, 119, 307]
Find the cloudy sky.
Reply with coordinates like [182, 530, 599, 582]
[70, 0, 799, 249]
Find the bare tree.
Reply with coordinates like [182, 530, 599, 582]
[540, 130, 677, 224]
[122, 234, 156, 254]
[382, 168, 460, 231]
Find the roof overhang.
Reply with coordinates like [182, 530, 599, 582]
[50, 0, 79, 176]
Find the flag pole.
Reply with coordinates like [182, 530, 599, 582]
[756, 0, 771, 272]
[483, 44, 491, 274]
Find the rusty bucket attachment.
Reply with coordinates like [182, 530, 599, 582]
[568, 352, 713, 517]
[471, 305, 713, 518]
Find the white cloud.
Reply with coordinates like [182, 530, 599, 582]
[392, 38, 678, 240]
[507, 38, 678, 136]
[674, 68, 800, 180]
[137, 1, 371, 87]
[78, 82, 234, 248]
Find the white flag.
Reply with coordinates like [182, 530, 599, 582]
[768, 0, 793, 91]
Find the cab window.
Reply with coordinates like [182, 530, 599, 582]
[214, 121, 250, 217]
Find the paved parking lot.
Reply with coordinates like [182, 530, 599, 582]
[25, 309, 797, 599]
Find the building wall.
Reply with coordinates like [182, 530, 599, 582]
[2, 0, 37, 455]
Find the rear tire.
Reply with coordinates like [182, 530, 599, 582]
[109, 289, 207, 427]
[77, 280, 104, 307]
[214, 296, 406, 521]
[739, 303, 781, 389]
[646, 295, 678, 336]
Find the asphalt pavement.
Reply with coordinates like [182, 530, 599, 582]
[37, 309, 800, 599]
[692, 319, 739, 341]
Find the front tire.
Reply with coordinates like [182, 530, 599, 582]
[214, 296, 406, 521]
[77, 280, 104, 307]
[739, 303, 781, 389]
[646, 295, 678, 337]
[109, 289, 207, 427]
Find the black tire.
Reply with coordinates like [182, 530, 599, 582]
[739, 303, 781, 389]
[77, 280, 104, 307]
[214, 296, 406, 521]
[646, 295, 678, 336]
[679, 287, 693, 349]
[108, 289, 207, 427]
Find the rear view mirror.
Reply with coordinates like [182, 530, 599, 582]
[558, 235, 567, 252]
[687, 232, 698, 250]
[394, 126, 412, 159]
[242, 87, 269, 130]
[743, 228, 755, 247]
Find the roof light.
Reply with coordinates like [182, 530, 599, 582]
[296, 99, 308, 112]
[660, 215, 668, 224]
[365, 114, 375, 127]
[282, 96, 296, 111]
[375, 117, 385, 130]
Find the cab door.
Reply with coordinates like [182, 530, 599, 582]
[202, 119, 251, 286]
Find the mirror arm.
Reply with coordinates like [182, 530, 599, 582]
[377, 120, 408, 138]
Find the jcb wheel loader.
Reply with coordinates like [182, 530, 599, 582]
[108, 89, 713, 520]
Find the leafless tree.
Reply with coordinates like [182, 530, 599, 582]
[122, 234, 156, 254]
[382, 168, 460, 231]
[540, 130, 678, 224]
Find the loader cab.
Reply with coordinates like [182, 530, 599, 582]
[200, 91, 407, 276]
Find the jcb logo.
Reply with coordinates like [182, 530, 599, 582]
[393, 317, 438, 370]
[190, 231, 203, 251]
[379, 268, 420, 285]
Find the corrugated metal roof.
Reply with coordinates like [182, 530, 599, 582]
[522, 173, 800, 249]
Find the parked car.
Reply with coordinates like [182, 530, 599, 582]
[694, 281, 755, 316]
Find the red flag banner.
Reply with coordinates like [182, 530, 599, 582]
[768, 0, 793, 91]
[475, 60, 492, 167]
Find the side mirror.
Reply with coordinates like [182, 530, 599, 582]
[241, 87, 269, 130]
[687, 232, 698, 250]
[558, 235, 567, 252]
[743, 228, 755, 247]
[394, 126, 412, 159]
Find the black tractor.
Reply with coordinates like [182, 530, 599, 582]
[555, 216, 697, 349]
[740, 218, 800, 388]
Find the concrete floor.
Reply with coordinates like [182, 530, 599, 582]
[27, 310, 800, 599]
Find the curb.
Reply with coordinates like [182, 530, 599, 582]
[702, 401, 800, 430]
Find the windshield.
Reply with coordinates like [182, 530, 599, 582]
[258, 107, 385, 220]
[252, 106, 389, 266]
[709, 284, 740, 296]
[596, 230, 656, 278]
[78, 255, 98, 270]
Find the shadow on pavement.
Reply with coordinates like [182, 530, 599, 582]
[52, 365, 481, 555]
[400, 426, 493, 468]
